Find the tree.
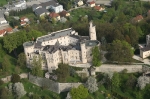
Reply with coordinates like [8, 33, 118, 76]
[70, 85, 89, 99]
[111, 72, 121, 88]
[92, 46, 101, 66]
[31, 55, 43, 77]
[85, 76, 98, 93]
[107, 40, 134, 63]
[13, 82, 26, 99]
[2, 55, 11, 72]
[0, 88, 12, 99]
[55, 63, 69, 82]
[17, 53, 26, 68]
[11, 74, 20, 83]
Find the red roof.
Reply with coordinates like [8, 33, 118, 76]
[94, 6, 101, 10]
[88, 1, 95, 5]
[20, 21, 26, 25]
[59, 10, 68, 17]
[20, 17, 27, 21]
[0, 29, 6, 35]
[135, 15, 143, 21]
[5, 27, 13, 32]
[49, 12, 59, 18]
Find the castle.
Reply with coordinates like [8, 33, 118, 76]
[23, 21, 100, 72]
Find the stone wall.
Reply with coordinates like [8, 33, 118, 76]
[1, 73, 28, 83]
[95, 64, 143, 73]
[58, 83, 82, 93]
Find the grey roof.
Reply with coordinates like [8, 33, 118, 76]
[141, 47, 150, 51]
[34, 41, 42, 48]
[32, 4, 40, 9]
[37, 28, 74, 42]
[34, 8, 49, 15]
[39, 0, 58, 8]
[43, 42, 81, 53]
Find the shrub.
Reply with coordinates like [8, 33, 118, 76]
[0, 80, 4, 86]
[11, 74, 20, 83]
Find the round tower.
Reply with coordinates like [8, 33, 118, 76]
[89, 21, 97, 40]
[81, 42, 87, 63]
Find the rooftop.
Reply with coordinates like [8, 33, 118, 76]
[37, 28, 74, 42]
[34, 8, 49, 15]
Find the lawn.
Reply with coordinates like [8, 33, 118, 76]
[21, 78, 60, 99]
[0, 0, 7, 5]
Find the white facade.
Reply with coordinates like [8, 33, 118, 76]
[23, 21, 99, 72]
[0, 19, 7, 24]
[14, 0, 26, 8]
[52, 5, 63, 13]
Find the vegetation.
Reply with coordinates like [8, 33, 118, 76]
[106, 40, 134, 63]
[70, 85, 89, 99]
[92, 46, 101, 66]
[55, 64, 69, 82]
[11, 74, 20, 83]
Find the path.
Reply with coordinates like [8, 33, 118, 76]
[132, 55, 150, 65]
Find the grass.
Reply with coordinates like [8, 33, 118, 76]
[66, 75, 81, 83]
[0, 0, 7, 5]
[21, 78, 60, 99]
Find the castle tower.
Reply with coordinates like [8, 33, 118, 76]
[81, 43, 87, 63]
[89, 21, 97, 40]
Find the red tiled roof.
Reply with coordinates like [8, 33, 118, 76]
[20, 17, 27, 21]
[94, 6, 101, 10]
[20, 21, 26, 25]
[59, 10, 67, 17]
[5, 27, 13, 32]
[0, 29, 6, 35]
[49, 12, 59, 18]
[135, 15, 143, 21]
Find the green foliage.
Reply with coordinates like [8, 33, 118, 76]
[11, 74, 20, 83]
[2, 56, 11, 72]
[92, 46, 101, 66]
[17, 53, 26, 68]
[107, 40, 134, 63]
[112, 72, 121, 88]
[70, 85, 89, 99]
[55, 63, 69, 82]
[31, 55, 43, 77]
[0, 88, 12, 99]
[3, 30, 43, 53]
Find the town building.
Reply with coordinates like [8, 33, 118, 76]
[140, 34, 150, 58]
[75, 0, 84, 6]
[23, 21, 100, 72]
[34, 8, 50, 17]
[49, 12, 60, 21]
[13, 0, 26, 8]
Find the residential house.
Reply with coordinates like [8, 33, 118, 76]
[34, 8, 50, 17]
[5, 27, 13, 34]
[20, 17, 29, 22]
[0, 29, 6, 37]
[0, 17, 7, 24]
[75, 0, 84, 6]
[13, 0, 26, 8]
[94, 5, 105, 11]
[49, 12, 60, 21]
[87, 1, 95, 7]
[59, 10, 70, 18]
[132, 15, 143, 23]
[32, 4, 42, 11]
[20, 21, 26, 26]
[51, 4, 63, 13]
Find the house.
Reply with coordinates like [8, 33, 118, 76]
[49, 12, 60, 21]
[140, 34, 150, 58]
[20, 21, 26, 26]
[23, 21, 99, 72]
[13, 0, 26, 8]
[20, 17, 29, 22]
[132, 15, 143, 23]
[51, 4, 63, 13]
[87, 1, 95, 7]
[59, 10, 70, 17]
[94, 5, 105, 11]
[32, 4, 42, 11]
[34, 8, 50, 17]
[75, 0, 84, 6]
[0, 29, 6, 37]
[0, 17, 7, 24]
[5, 27, 13, 34]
